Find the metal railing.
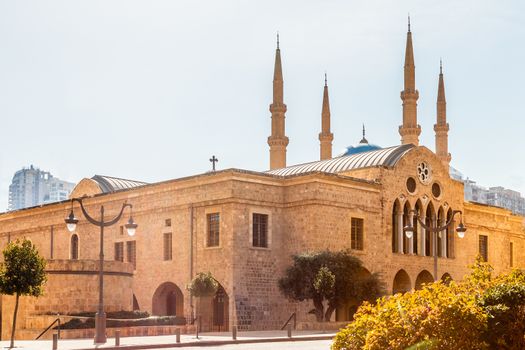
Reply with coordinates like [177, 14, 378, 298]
[35, 317, 60, 340]
[280, 312, 296, 330]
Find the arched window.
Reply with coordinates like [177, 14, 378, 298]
[437, 207, 444, 257]
[425, 204, 435, 257]
[392, 200, 402, 253]
[402, 202, 411, 254]
[413, 200, 423, 255]
[70, 234, 79, 260]
[446, 208, 454, 258]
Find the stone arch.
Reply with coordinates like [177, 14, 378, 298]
[437, 206, 446, 257]
[424, 202, 436, 257]
[415, 270, 434, 290]
[392, 199, 402, 253]
[70, 234, 79, 260]
[199, 282, 230, 331]
[213, 285, 229, 331]
[446, 208, 455, 258]
[441, 273, 452, 285]
[413, 200, 423, 254]
[402, 201, 412, 254]
[152, 282, 184, 317]
[392, 269, 411, 294]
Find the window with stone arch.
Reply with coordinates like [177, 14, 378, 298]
[392, 200, 401, 253]
[70, 233, 79, 260]
[424, 203, 436, 257]
[413, 200, 423, 255]
[437, 206, 447, 258]
[446, 208, 455, 258]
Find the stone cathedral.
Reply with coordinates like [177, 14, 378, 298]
[0, 23, 524, 339]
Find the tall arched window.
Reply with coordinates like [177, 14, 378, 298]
[437, 207, 447, 257]
[425, 204, 435, 257]
[414, 200, 423, 255]
[392, 200, 402, 253]
[402, 202, 410, 254]
[446, 209, 454, 258]
[70, 234, 79, 260]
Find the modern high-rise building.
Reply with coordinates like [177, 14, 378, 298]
[7, 165, 75, 211]
[450, 168, 525, 216]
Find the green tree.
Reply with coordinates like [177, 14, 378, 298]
[187, 271, 219, 298]
[279, 250, 384, 322]
[480, 269, 525, 350]
[313, 266, 336, 320]
[0, 239, 47, 348]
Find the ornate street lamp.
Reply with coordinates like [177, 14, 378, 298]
[65, 198, 137, 344]
[403, 209, 466, 281]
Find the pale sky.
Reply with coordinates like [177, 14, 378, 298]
[1, 0, 524, 210]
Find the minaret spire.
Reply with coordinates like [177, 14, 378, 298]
[434, 60, 451, 166]
[399, 17, 421, 145]
[319, 73, 334, 160]
[360, 124, 368, 144]
[268, 33, 289, 169]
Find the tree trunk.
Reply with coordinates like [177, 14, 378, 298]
[313, 297, 324, 322]
[10, 293, 19, 349]
[324, 304, 336, 322]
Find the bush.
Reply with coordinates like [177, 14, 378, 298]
[332, 259, 525, 350]
[480, 270, 525, 350]
[332, 281, 487, 350]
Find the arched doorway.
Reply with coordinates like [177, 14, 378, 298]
[213, 286, 228, 331]
[441, 273, 452, 285]
[336, 268, 372, 321]
[415, 270, 434, 290]
[198, 283, 229, 331]
[392, 269, 411, 294]
[152, 282, 184, 317]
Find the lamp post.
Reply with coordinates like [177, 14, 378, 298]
[403, 209, 466, 281]
[65, 198, 137, 344]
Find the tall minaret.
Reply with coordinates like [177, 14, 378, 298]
[399, 17, 421, 145]
[268, 34, 289, 170]
[434, 60, 451, 166]
[319, 73, 334, 160]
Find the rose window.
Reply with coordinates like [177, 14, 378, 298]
[417, 162, 432, 184]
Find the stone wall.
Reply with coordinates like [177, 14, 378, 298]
[0, 260, 133, 340]
[0, 150, 524, 337]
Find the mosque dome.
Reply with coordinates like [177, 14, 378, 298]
[339, 125, 382, 156]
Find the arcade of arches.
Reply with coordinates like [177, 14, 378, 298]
[392, 269, 454, 294]
[392, 199, 455, 258]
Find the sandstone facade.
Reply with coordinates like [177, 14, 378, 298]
[0, 22, 524, 339]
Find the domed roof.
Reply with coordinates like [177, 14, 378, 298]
[340, 142, 382, 156]
[339, 125, 381, 156]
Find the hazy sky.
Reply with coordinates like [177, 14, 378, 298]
[1, 0, 524, 210]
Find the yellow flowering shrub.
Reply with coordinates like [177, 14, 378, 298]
[332, 258, 525, 350]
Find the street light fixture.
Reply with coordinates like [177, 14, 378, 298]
[65, 197, 137, 344]
[403, 209, 466, 281]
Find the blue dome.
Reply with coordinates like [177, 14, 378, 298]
[341, 142, 382, 156]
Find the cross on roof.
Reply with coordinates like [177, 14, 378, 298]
[209, 155, 219, 172]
